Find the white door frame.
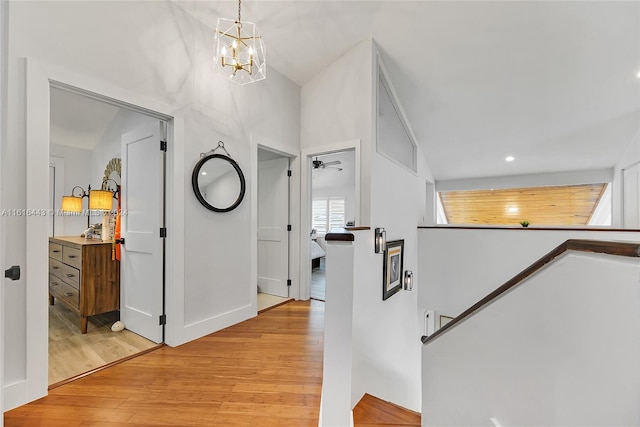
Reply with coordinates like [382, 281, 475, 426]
[300, 140, 360, 300]
[250, 135, 300, 302]
[621, 160, 640, 229]
[1, 0, 7, 419]
[18, 58, 184, 409]
[49, 156, 65, 236]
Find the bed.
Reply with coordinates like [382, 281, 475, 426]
[310, 240, 326, 269]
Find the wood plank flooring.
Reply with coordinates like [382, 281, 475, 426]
[49, 300, 157, 386]
[353, 394, 421, 426]
[6, 300, 325, 427]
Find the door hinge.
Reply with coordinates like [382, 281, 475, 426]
[287, 170, 292, 177]
[160, 227, 167, 238]
[287, 224, 292, 231]
[159, 314, 167, 325]
[287, 279, 292, 287]
[160, 140, 167, 152]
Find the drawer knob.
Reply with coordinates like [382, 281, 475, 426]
[66, 273, 75, 278]
[52, 250, 61, 253]
[51, 282, 59, 286]
[68, 255, 77, 258]
[52, 266, 59, 270]
[64, 292, 73, 297]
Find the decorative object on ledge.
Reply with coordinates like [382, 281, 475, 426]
[213, 0, 266, 85]
[403, 270, 413, 291]
[374, 227, 386, 253]
[519, 220, 530, 228]
[192, 141, 246, 212]
[383, 239, 404, 300]
[61, 185, 92, 227]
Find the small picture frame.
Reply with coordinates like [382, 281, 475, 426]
[383, 239, 404, 300]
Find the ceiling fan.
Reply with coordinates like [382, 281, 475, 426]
[312, 157, 342, 171]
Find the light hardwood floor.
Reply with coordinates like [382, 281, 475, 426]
[7, 300, 325, 426]
[49, 301, 157, 386]
[257, 292, 292, 312]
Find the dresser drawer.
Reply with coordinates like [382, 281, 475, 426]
[49, 243, 63, 261]
[62, 246, 82, 269]
[49, 274, 79, 310]
[49, 258, 80, 289]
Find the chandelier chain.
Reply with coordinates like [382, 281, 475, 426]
[237, 0, 242, 23]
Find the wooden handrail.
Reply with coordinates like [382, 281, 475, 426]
[421, 239, 640, 345]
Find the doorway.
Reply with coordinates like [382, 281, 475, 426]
[47, 85, 167, 385]
[256, 148, 292, 312]
[309, 150, 356, 301]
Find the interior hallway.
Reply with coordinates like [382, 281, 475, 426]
[6, 300, 325, 427]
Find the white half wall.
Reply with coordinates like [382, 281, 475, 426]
[422, 252, 640, 425]
[418, 227, 640, 321]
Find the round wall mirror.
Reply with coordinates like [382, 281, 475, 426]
[192, 153, 246, 212]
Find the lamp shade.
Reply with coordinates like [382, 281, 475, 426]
[89, 189, 114, 211]
[61, 195, 83, 213]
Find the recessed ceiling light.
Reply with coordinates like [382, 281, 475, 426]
[637, 71, 640, 78]
[201, 171, 207, 176]
[508, 207, 518, 213]
[505, 156, 515, 162]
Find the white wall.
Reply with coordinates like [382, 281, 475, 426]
[302, 39, 373, 225]
[303, 38, 435, 412]
[49, 144, 91, 235]
[351, 49, 433, 412]
[418, 227, 640, 320]
[3, 0, 300, 407]
[422, 252, 640, 425]
[91, 109, 157, 189]
[436, 168, 613, 192]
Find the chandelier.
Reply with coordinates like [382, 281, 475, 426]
[213, 0, 266, 85]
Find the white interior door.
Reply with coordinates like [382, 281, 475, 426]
[623, 162, 640, 228]
[121, 122, 165, 343]
[257, 157, 290, 297]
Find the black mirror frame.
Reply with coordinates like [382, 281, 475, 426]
[191, 153, 246, 212]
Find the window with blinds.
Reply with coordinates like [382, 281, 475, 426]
[312, 197, 346, 235]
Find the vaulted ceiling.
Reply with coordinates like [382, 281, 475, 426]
[178, 0, 640, 182]
[50, 1, 640, 185]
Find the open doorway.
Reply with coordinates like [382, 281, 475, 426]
[47, 85, 167, 386]
[257, 147, 293, 312]
[309, 150, 356, 301]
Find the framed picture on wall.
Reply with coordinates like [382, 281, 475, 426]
[383, 239, 404, 300]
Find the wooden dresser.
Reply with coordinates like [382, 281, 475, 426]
[49, 236, 120, 334]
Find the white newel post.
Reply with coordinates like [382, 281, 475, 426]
[319, 232, 355, 427]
